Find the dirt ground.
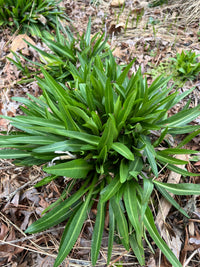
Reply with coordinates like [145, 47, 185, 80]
[0, 0, 200, 266]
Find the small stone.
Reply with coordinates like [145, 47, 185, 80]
[110, 0, 125, 7]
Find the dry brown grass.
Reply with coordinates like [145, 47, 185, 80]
[168, 0, 200, 24]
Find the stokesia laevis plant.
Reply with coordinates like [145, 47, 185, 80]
[1, 33, 200, 266]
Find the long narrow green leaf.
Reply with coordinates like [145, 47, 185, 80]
[107, 202, 115, 265]
[144, 206, 182, 267]
[110, 197, 129, 250]
[153, 181, 200, 195]
[118, 90, 137, 128]
[0, 149, 31, 159]
[98, 145, 108, 164]
[140, 136, 158, 177]
[111, 142, 134, 161]
[100, 176, 122, 203]
[30, 128, 99, 146]
[41, 68, 69, 103]
[104, 78, 114, 115]
[54, 178, 95, 267]
[34, 175, 58, 187]
[85, 84, 96, 111]
[128, 156, 143, 179]
[116, 59, 136, 85]
[59, 102, 80, 131]
[130, 234, 145, 266]
[26, 182, 90, 234]
[0, 115, 65, 129]
[156, 153, 188, 165]
[91, 199, 106, 265]
[43, 159, 92, 178]
[33, 140, 84, 153]
[155, 184, 189, 218]
[168, 125, 200, 134]
[40, 180, 76, 214]
[124, 181, 142, 245]
[85, 17, 91, 46]
[148, 75, 171, 95]
[170, 86, 195, 110]
[166, 163, 199, 177]
[63, 131, 100, 146]
[67, 105, 89, 121]
[24, 40, 64, 64]
[177, 129, 200, 148]
[145, 146, 158, 176]
[26, 200, 81, 234]
[141, 177, 154, 219]
[162, 105, 200, 127]
[98, 117, 114, 151]
[42, 89, 64, 122]
[42, 37, 75, 61]
[161, 148, 199, 155]
[153, 127, 168, 147]
[120, 159, 129, 183]
[1, 136, 60, 145]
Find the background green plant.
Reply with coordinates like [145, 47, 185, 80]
[0, 0, 66, 36]
[1, 26, 200, 267]
[170, 50, 200, 81]
[8, 18, 110, 83]
[149, 49, 200, 84]
[149, 0, 168, 7]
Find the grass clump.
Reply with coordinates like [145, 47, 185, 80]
[0, 0, 67, 36]
[1, 21, 200, 267]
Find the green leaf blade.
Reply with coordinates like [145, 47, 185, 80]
[0, 149, 31, 159]
[43, 159, 92, 178]
[54, 185, 93, 267]
[100, 176, 122, 203]
[91, 200, 106, 265]
[110, 197, 129, 250]
[124, 181, 142, 245]
[107, 202, 115, 265]
[144, 206, 182, 267]
[112, 142, 134, 161]
[153, 181, 200, 195]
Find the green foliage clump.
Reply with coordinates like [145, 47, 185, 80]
[170, 50, 200, 81]
[1, 21, 200, 267]
[8, 19, 110, 83]
[149, 50, 200, 84]
[0, 0, 66, 36]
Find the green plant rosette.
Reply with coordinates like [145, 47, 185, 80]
[1, 27, 200, 267]
[170, 50, 200, 81]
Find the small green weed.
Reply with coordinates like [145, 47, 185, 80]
[0, 0, 67, 36]
[148, 17, 160, 26]
[149, 0, 168, 7]
[149, 50, 200, 83]
[170, 50, 200, 81]
[1, 23, 200, 267]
